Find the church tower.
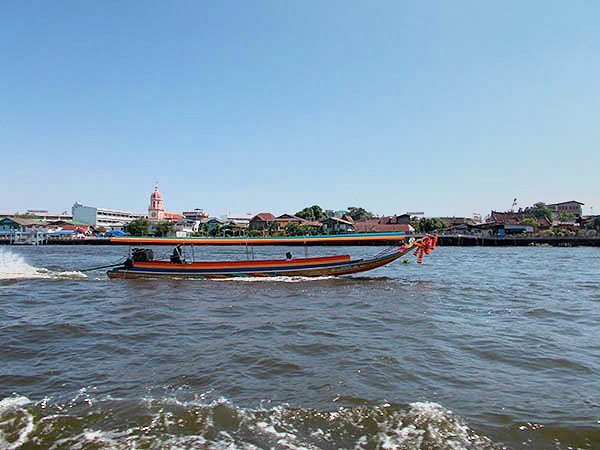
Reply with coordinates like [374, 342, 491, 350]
[148, 183, 165, 223]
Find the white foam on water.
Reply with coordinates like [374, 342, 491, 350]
[212, 275, 336, 283]
[368, 401, 496, 450]
[54, 270, 88, 279]
[0, 395, 31, 413]
[0, 249, 86, 280]
[0, 395, 34, 450]
[1, 395, 502, 450]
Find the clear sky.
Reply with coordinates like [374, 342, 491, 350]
[2, 1, 598, 217]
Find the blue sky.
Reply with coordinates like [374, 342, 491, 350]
[2, 1, 598, 217]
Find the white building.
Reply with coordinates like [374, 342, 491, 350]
[26, 210, 73, 221]
[226, 213, 254, 228]
[183, 208, 209, 221]
[72, 202, 144, 229]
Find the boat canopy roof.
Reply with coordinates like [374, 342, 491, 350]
[111, 231, 408, 246]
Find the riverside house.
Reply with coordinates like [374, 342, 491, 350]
[353, 214, 414, 234]
[0, 217, 50, 244]
[248, 213, 276, 232]
[322, 216, 354, 234]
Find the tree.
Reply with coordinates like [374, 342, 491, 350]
[410, 216, 422, 232]
[209, 224, 222, 237]
[530, 202, 554, 221]
[286, 222, 320, 236]
[557, 211, 574, 222]
[95, 226, 107, 234]
[295, 205, 327, 221]
[348, 207, 374, 221]
[221, 223, 236, 236]
[127, 218, 149, 236]
[154, 220, 173, 237]
[521, 217, 539, 229]
[415, 217, 447, 233]
[285, 222, 303, 236]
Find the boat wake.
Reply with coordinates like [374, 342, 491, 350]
[0, 249, 86, 281]
[0, 394, 505, 450]
[213, 275, 337, 283]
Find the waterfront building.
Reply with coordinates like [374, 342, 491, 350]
[322, 216, 355, 234]
[147, 184, 183, 223]
[274, 214, 305, 232]
[148, 184, 165, 223]
[203, 217, 227, 232]
[487, 210, 552, 229]
[226, 213, 254, 228]
[0, 217, 50, 244]
[547, 201, 584, 218]
[326, 209, 350, 219]
[47, 220, 91, 233]
[249, 213, 276, 232]
[72, 202, 144, 229]
[182, 209, 209, 221]
[353, 215, 414, 233]
[25, 210, 73, 221]
[471, 222, 535, 237]
[439, 217, 473, 227]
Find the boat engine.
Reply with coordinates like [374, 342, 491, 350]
[132, 248, 154, 262]
[123, 248, 154, 269]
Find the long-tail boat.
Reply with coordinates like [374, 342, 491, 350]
[106, 233, 437, 279]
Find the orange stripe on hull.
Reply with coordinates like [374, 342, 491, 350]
[111, 233, 407, 246]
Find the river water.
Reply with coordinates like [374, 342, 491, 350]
[0, 245, 598, 449]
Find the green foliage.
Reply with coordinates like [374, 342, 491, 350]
[557, 211, 575, 222]
[127, 218, 149, 236]
[285, 222, 303, 236]
[347, 207, 374, 221]
[154, 220, 173, 237]
[295, 205, 327, 221]
[530, 202, 554, 221]
[411, 217, 447, 233]
[410, 216, 422, 232]
[209, 224, 222, 237]
[549, 226, 576, 237]
[520, 217, 539, 229]
[95, 226, 107, 234]
[285, 222, 320, 236]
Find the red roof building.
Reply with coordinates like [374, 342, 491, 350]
[249, 213, 277, 231]
[164, 212, 184, 221]
[353, 215, 414, 233]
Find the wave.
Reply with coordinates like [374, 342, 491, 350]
[0, 394, 506, 449]
[0, 249, 86, 280]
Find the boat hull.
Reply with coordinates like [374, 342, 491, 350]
[106, 246, 413, 279]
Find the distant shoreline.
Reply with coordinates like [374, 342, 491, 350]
[1, 235, 599, 247]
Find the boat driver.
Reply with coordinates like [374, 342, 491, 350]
[171, 244, 184, 264]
